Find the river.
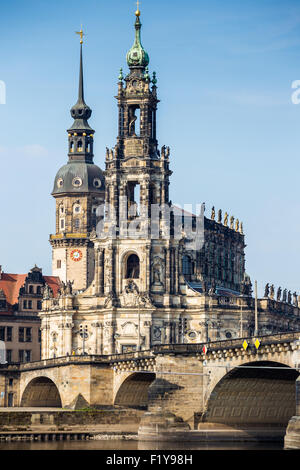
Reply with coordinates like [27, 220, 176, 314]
[0, 440, 284, 450]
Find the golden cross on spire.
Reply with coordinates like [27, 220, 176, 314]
[75, 26, 85, 44]
[135, 0, 141, 16]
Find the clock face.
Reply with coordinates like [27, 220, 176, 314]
[70, 249, 83, 262]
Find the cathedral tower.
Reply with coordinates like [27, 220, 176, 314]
[104, 9, 172, 227]
[50, 36, 105, 290]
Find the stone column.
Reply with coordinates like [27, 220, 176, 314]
[284, 348, 300, 448]
[174, 247, 179, 294]
[145, 244, 151, 292]
[93, 247, 100, 295]
[91, 322, 101, 355]
[144, 321, 151, 349]
[164, 322, 172, 344]
[104, 321, 115, 355]
[98, 249, 104, 295]
[165, 247, 170, 294]
[64, 322, 73, 356]
[40, 322, 50, 360]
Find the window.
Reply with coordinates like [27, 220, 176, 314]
[6, 350, 12, 363]
[72, 177, 82, 188]
[57, 260, 62, 269]
[38, 329, 41, 343]
[6, 327, 12, 342]
[0, 327, 5, 341]
[26, 328, 32, 343]
[25, 350, 31, 362]
[19, 328, 24, 343]
[60, 218, 65, 230]
[74, 219, 80, 230]
[28, 300, 32, 310]
[8, 393, 13, 407]
[36, 286, 41, 295]
[126, 254, 140, 279]
[23, 300, 27, 310]
[8, 378, 13, 386]
[182, 255, 193, 276]
[128, 105, 140, 136]
[127, 182, 140, 218]
[122, 345, 137, 353]
[93, 178, 101, 188]
[37, 300, 42, 310]
[29, 285, 34, 294]
[19, 350, 24, 362]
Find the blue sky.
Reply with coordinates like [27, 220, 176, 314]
[0, 0, 300, 296]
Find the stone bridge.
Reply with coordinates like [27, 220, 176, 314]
[1, 331, 300, 446]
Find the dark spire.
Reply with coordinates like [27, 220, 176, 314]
[67, 37, 95, 163]
[69, 43, 93, 131]
[78, 43, 84, 102]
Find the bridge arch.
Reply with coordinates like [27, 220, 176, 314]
[114, 372, 156, 408]
[204, 360, 299, 428]
[20, 376, 62, 408]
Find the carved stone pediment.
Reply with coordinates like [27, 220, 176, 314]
[121, 321, 138, 336]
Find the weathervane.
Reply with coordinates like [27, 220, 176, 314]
[76, 26, 85, 44]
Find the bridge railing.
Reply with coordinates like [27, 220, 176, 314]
[152, 331, 300, 355]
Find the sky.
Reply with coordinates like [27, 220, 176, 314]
[0, 0, 300, 297]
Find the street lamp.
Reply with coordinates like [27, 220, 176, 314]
[79, 325, 88, 355]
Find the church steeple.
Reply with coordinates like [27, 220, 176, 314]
[68, 37, 94, 163]
[103, 7, 171, 230]
[126, 9, 149, 70]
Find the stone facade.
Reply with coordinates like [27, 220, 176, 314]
[0, 266, 60, 368]
[40, 10, 300, 361]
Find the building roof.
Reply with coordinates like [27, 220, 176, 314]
[0, 272, 61, 312]
[0, 273, 27, 309]
[44, 276, 61, 298]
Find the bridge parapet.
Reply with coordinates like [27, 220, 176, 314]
[152, 331, 300, 359]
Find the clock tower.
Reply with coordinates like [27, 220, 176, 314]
[50, 39, 105, 291]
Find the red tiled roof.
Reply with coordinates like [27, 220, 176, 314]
[0, 273, 27, 308]
[0, 273, 61, 311]
[44, 276, 61, 298]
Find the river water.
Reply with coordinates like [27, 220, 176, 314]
[0, 440, 284, 450]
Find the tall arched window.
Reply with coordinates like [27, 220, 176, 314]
[182, 255, 194, 277]
[126, 254, 140, 279]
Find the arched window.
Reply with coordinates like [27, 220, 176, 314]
[74, 219, 80, 230]
[126, 254, 140, 279]
[182, 255, 193, 276]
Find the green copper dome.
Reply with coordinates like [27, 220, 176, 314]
[126, 14, 149, 69]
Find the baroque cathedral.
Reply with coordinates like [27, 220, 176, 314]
[41, 9, 300, 359]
